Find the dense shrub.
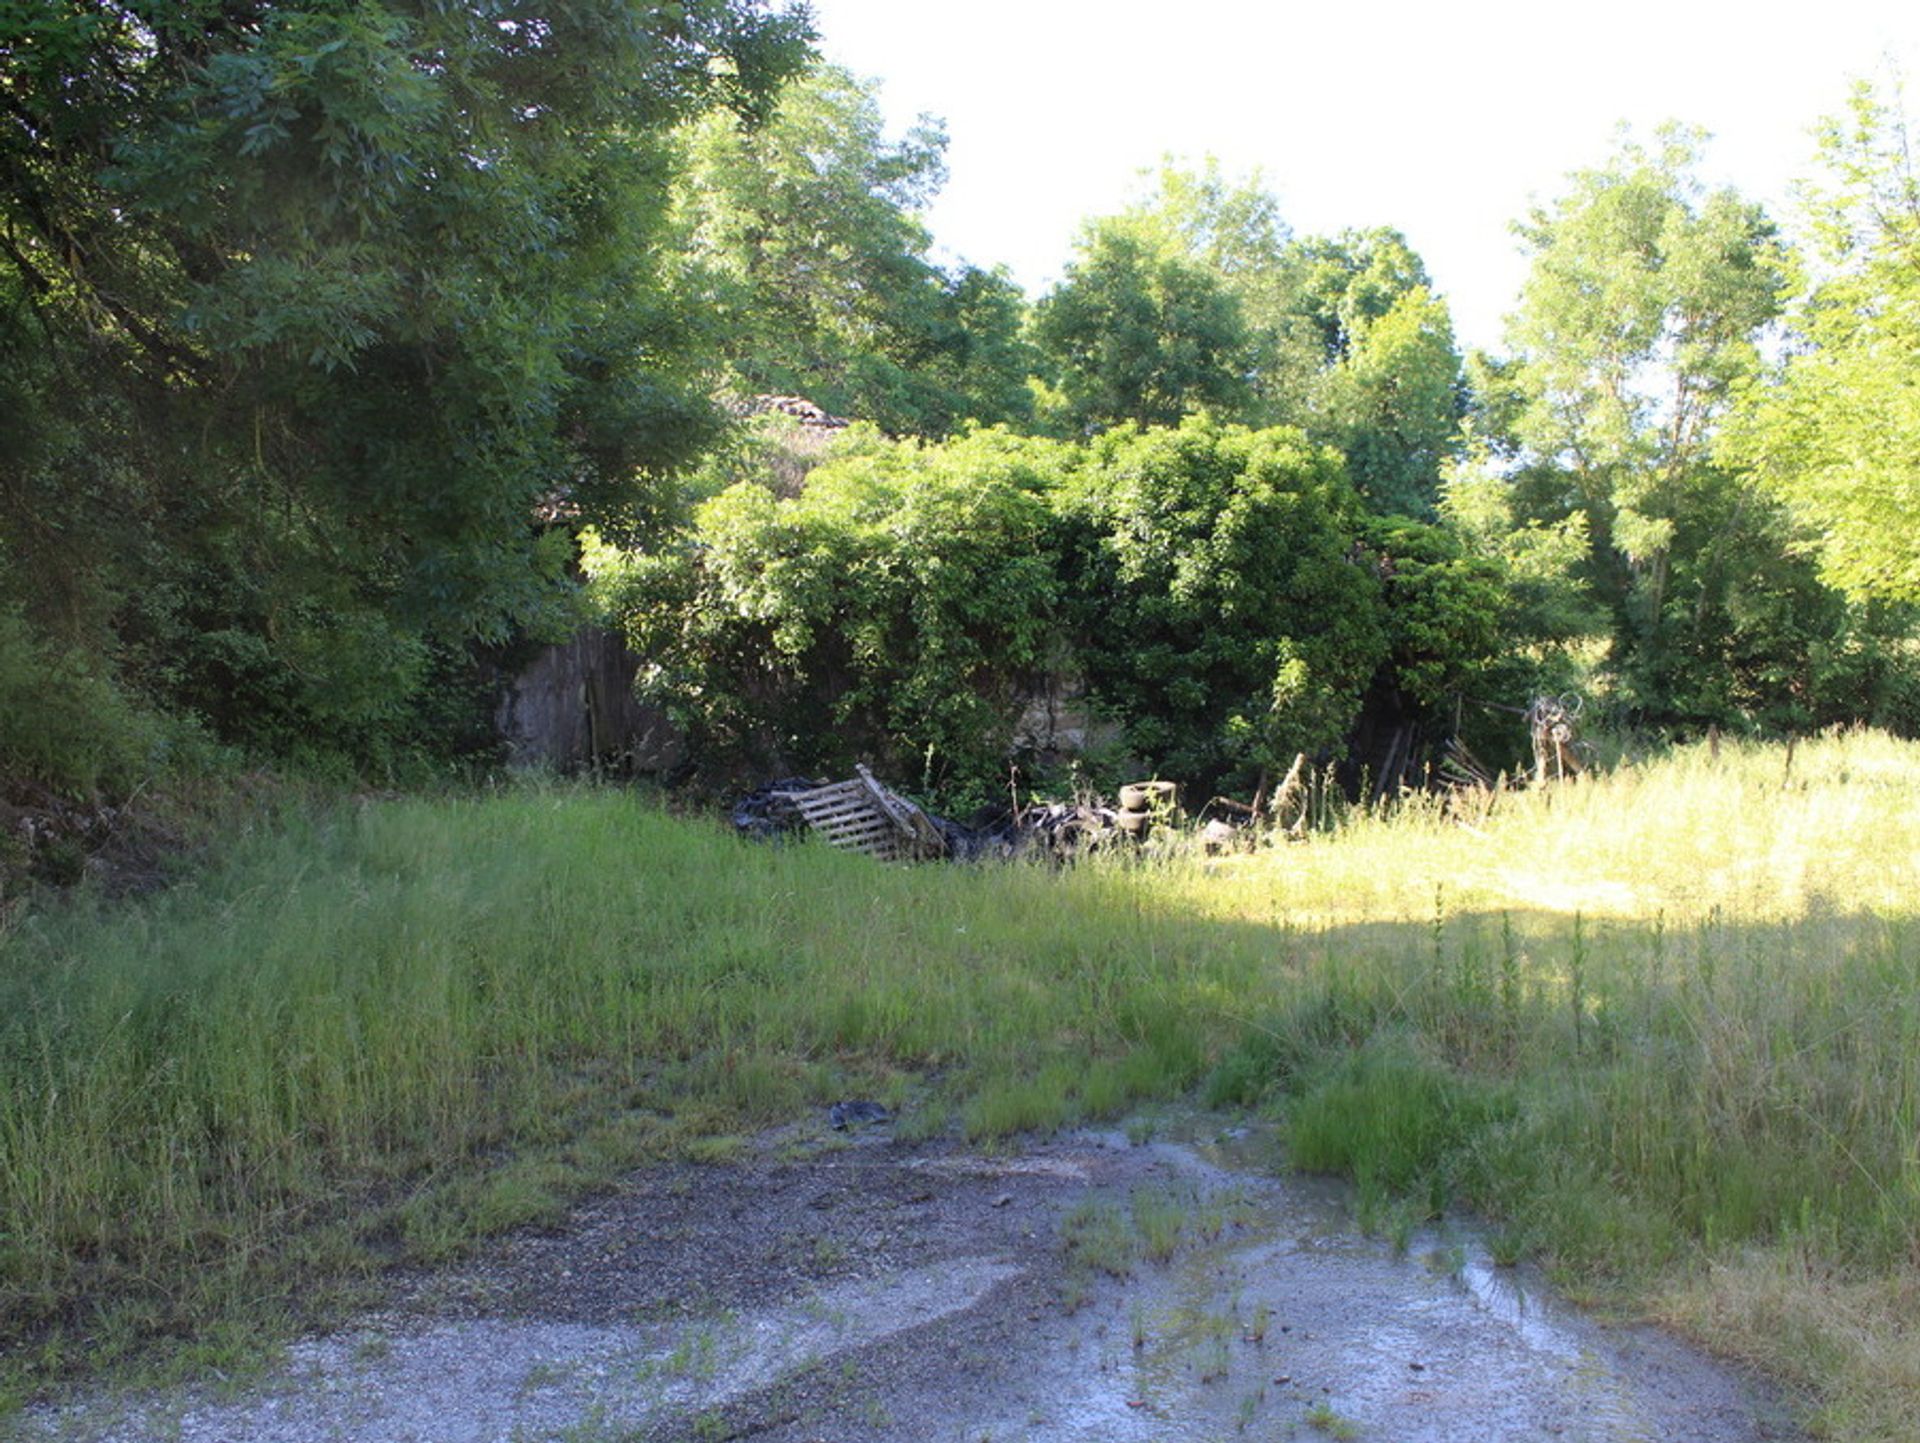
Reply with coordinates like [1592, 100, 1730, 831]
[601, 419, 1528, 801]
[602, 428, 1073, 802]
[0, 606, 167, 797]
[1057, 419, 1387, 791]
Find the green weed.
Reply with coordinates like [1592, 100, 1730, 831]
[1130, 1187, 1188, 1263]
[1305, 1400, 1360, 1438]
[1060, 1197, 1134, 1282]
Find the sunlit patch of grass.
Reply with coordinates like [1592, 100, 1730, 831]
[1661, 1244, 1920, 1443]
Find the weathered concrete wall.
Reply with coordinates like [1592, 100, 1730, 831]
[494, 628, 684, 772]
[1012, 672, 1122, 764]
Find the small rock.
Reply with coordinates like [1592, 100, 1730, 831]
[991, 1192, 1013, 1208]
[828, 1099, 892, 1130]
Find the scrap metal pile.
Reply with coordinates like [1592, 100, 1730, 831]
[1526, 693, 1590, 783]
[730, 768, 1180, 863]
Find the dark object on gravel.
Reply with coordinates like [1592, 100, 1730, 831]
[828, 1100, 893, 1131]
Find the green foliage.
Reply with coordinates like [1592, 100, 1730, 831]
[0, 605, 165, 797]
[1359, 516, 1506, 712]
[1038, 169, 1465, 515]
[673, 65, 1037, 436]
[1287, 227, 1436, 363]
[1488, 125, 1920, 729]
[1319, 284, 1463, 517]
[1625, 482, 1920, 732]
[601, 427, 1073, 801]
[1058, 418, 1387, 789]
[1722, 81, 1920, 603]
[605, 416, 1506, 797]
[0, 0, 811, 776]
[1505, 127, 1786, 651]
[1439, 434, 1606, 645]
[1031, 216, 1256, 432]
[1108, 159, 1315, 426]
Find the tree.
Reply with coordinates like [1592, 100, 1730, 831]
[0, 1, 810, 763]
[1318, 283, 1462, 516]
[672, 64, 1037, 437]
[1030, 215, 1255, 433]
[1287, 227, 1435, 365]
[1115, 159, 1318, 426]
[1503, 127, 1791, 708]
[1722, 80, 1920, 603]
[1052, 166, 1464, 513]
[1439, 430, 1605, 647]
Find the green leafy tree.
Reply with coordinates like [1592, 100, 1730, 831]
[1503, 127, 1794, 712]
[1116, 160, 1318, 426]
[1030, 216, 1255, 433]
[1439, 430, 1606, 645]
[1359, 515, 1506, 714]
[673, 64, 1037, 436]
[1319, 283, 1463, 516]
[0, 0, 809, 765]
[1053, 168, 1464, 513]
[1286, 227, 1435, 365]
[1057, 418, 1387, 789]
[1722, 80, 1920, 603]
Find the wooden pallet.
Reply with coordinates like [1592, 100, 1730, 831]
[784, 766, 946, 862]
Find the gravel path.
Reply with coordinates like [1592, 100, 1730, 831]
[21, 1118, 1803, 1443]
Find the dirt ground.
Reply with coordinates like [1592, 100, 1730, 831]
[23, 1113, 1804, 1443]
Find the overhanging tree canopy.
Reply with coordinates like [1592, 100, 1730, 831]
[0, 0, 810, 756]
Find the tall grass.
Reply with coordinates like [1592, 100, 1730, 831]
[2, 730, 1917, 1437]
[0, 785, 1283, 1386]
[1197, 730, 1920, 1439]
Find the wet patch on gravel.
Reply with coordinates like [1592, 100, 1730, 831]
[23, 1117, 1803, 1442]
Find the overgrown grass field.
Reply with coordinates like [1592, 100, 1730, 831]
[2, 731, 1917, 1436]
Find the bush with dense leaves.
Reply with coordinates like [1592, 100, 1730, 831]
[1056, 419, 1388, 791]
[604, 419, 1521, 802]
[603, 428, 1072, 802]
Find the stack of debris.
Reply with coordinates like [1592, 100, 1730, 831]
[731, 768, 945, 862]
[730, 772, 1181, 863]
[1527, 694, 1588, 783]
[1114, 781, 1175, 839]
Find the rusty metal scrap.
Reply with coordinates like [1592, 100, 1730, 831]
[1527, 694, 1589, 784]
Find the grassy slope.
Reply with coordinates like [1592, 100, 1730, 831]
[2, 732, 1916, 1435]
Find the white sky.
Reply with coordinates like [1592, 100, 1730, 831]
[803, 0, 1920, 352]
